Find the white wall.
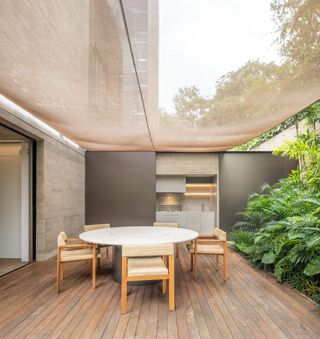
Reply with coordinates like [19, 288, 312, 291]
[0, 144, 21, 258]
[252, 120, 320, 151]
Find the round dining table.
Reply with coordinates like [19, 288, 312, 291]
[79, 226, 199, 283]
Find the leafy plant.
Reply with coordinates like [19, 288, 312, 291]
[231, 130, 320, 305]
[231, 230, 255, 245]
[233, 101, 320, 151]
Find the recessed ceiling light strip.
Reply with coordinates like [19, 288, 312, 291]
[0, 94, 83, 151]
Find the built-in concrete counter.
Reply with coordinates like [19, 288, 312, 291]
[156, 211, 215, 234]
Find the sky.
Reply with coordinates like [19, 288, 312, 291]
[159, 0, 281, 112]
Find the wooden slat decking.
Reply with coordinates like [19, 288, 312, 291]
[0, 259, 28, 277]
[0, 247, 319, 338]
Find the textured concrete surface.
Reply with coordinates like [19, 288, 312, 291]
[156, 153, 219, 175]
[36, 140, 85, 260]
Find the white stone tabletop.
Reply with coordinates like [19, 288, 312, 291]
[79, 226, 199, 246]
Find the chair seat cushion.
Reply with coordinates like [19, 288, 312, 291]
[61, 248, 101, 262]
[127, 256, 168, 277]
[187, 243, 224, 254]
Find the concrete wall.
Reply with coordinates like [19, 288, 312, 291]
[0, 106, 85, 261]
[36, 140, 85, 260]
[252, 120, 319, 151]
[156, 153, 219, 175]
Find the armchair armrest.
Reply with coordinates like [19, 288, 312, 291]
[59, 243, 94, 249]
[198, 234, 217, 239]
[66, 237, 82, 242]
[195, 238, 226, 244]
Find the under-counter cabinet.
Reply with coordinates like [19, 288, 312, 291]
[156, 211, 215, 234]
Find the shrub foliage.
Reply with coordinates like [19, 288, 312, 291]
[232, 128, 320, 305]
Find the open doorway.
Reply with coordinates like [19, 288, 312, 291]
[0, 125, 34, 276]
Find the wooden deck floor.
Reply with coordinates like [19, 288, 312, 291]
[0, 259, 29, 277]
[0, 247, 319, 339]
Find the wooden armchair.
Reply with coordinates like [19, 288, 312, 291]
[187, 228, 227, 281]
[56, 232, 101, 293]
[153, 222, 180, 257]
[121, 244, 175, 314]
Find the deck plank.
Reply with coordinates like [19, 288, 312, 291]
[0, 248, 319, 338]
[230, 254, 319, 338]
[178, 251, 222, 338]
[145, 285, 160, 339]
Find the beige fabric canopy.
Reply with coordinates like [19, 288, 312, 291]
[0, 0, 319, 151]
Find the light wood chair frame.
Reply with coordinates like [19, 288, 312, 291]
[153, 222, 180, 258]
[121, 245, 175, 314]
[56, 237, 97, 293]
[190, 233, 228, 281]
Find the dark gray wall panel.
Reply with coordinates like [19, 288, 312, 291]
[219, 153, 298, 234]
[86, 152, 156, 227]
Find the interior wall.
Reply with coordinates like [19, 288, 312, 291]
[86, 152, 156, 227]
[219, 152, 298, 234]
[0, 144, 21, 258]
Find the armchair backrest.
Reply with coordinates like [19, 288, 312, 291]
[84, 223, 110, 232]
[122, 244, 174, 257]
[57, 232, 67, 247]
[153, 222, 179, 228]
[212, 228, 227, 241]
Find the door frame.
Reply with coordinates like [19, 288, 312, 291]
[0, 123, 36, 262]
